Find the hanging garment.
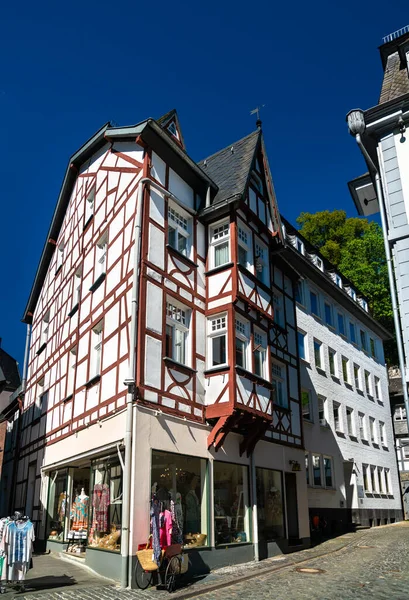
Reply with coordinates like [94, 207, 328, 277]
[170, 500, 183, 545]
[70, 495, 89, 530]
[92, 484, 110, 532]
[159, 509, 172, 547]
[57, 492, 66, 523]
[6, 520, 35, 582]
[0, 518, 8, 581]
[185, 489, 200, 533]
[150, 496, 161, 565]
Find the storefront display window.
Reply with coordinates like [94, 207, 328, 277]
[256, 468, 284, 540]
[67, 467, 90, 553]
[213, 462, 251, 545]
[88, 459, 122, 552]
[47, 470, 68, 541]
[151, 451, 208, 547]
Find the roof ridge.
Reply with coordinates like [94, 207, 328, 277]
[198, 129, 260, 164]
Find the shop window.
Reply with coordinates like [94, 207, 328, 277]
[237, 222, 252, 270]
[254, 329, 267, 379]
[272, 361, 288, 409]
[88, 459, 123, 552]
[168, 202, 191, 258]
[305, 453, 310, 485]
[151, 450, 208, 547]
[166, 301, 190, 366]
[214, 462, 250, 545]
[47, 470, 68, 541]
[68, 467, 91, 551]
[210, 221, 230, 269]
[235, 318, 249, 369]
[256, 468, 284, 541]
[207, 314, 227, 368]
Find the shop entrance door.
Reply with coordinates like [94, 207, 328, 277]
[284, 472, 299, 543]
[25, 463, 37, 519]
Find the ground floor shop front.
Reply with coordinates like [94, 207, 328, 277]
[40, 408, 310, 583]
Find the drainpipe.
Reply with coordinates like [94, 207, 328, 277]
[22, 323, 31, 391]
[353, 132, 409, 422]
[121, 176, 191, 588]
[250, 452, 259, 561]
[205, 186, 211, 208]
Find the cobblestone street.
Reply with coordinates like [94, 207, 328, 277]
[7, 522, 409, 599]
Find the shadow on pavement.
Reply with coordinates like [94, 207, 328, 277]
[22, 574, 77, 591]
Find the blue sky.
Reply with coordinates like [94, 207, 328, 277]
[0, 0, 406, 369]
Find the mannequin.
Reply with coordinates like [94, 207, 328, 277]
[185, 474, 200, 534]
[71, 488, 89, 531]
[79, 488, 87, 500]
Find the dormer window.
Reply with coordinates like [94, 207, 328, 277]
[334, 273, 342, 289]
[168, 202, 191, 258]
[349, 288, 357, 301]
[167, 121, 179, 140]
[315, 256, 324, 271]
[295, 238, 304, 255]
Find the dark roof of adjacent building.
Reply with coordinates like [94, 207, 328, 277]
[198, 130, 260, 205]
[0, 348, 20, 393]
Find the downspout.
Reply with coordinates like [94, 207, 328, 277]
[121, 176, 191, 588]
[22, 323, 31, 391]
[353, 133, 409, 422]
[250, 452, 259, 561]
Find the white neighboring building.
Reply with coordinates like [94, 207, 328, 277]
[283, 218, 402, 532]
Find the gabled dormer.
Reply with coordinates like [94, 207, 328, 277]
[156, 108, 185, 149]
[379, 26, 409, 104]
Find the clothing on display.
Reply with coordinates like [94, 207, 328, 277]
[0, 513, 35, 593]
[92, 483, 110, 532]
[57, 492, 66, 523]
[70, 489, 89, 531]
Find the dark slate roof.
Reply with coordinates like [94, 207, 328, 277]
[0, 348, 20, 393]
[379, 52, 409, 104]
[198, 130, 260, 204]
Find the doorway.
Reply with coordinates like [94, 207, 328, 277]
[284, 472, 299, 543]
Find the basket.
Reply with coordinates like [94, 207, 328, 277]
[136, 536, 160, 572]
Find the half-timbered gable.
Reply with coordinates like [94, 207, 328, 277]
[197, 128, 302, 453]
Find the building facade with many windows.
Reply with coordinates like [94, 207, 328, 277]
[6, 112, 310, 585]
[283, 219, 402, 532]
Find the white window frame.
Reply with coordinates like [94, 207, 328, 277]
[34, 377, 45, 421]
[166, 300, 190, 366]
[96, 233, 108, 278]
[334, 273, 343, 288]
[358, 412, 366, 440]
[342, 356, 350, 384]
[209, 220, 230, 269]
[253, 329, 267, 380]
[272, 360, 288, 409]
[370, 465, 377, 493]
[369, 417, 377, 444]
[317, 395, 327, 425]
[328, 347, 337, 377]
[41, 311, 50, 346]
[346, 407, 354, 436]
[66, 346, 77, 398]
[297, 330, 308, 362]
[235, 317, 250, 370]
[254, 239, 269, 285]
[168, 201, 192, 258]
[312, 454, 322, 487]
[90, 321, 103, 378]
[395, 406, 407, 421]
[333, 401, 342, 432]
[379, 421, 386, 446]
[207, 313, 228, 369]
[313, 339, 323, 370]
[364, 370, 371, 396]
[237, 221, 253, 271]
[323, 456, 334, 489]
[377, 467, 385, 494]
[374, 376, 381, 401]
[349, 287, 357, 301]
[315, 256, 324, 271]
[385, 468, 391, 494]
[295, 237, 304, 255]
[354, 363, 361, 390]
[85, 188, 95, 223]
[363, 464, 370, 492]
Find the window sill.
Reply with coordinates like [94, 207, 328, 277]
[89, 273, 106, 293]
[331, 375, 341, 384]
[205, 262, 234, 276]
[166, 245, 198, 268]
[356, 389, 364, 397]
[361, 439, 370, 446]
[300, 359, 311, 368]
[36, 343, 47, 356]
[55, 264, 62, 277]
[316, 367, 327, 377]
[85, 374, 101, 389]
[335, 429, 345, 437]
[163, 357, 197, 374]
[215, 542, 253, 549]
[344, 382, 353, 391]
[349, 435, 359, 442]
[83, 215, 94, 231]
[63, 394, 73, 403]
[204, 365, 230, 376]
[68, 303, 79, 318]
[372, 442, 380, 449]
[367, 394, 374, 402]
[382, 444, 389, 451]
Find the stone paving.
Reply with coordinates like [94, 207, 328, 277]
[3, 522, 408, 598]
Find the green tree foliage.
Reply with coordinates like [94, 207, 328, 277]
[296, 210, 396, 364]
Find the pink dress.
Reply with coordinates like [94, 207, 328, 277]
[159, 510, 172, 547]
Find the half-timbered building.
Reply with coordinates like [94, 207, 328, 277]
[11, 111, 309, 585]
